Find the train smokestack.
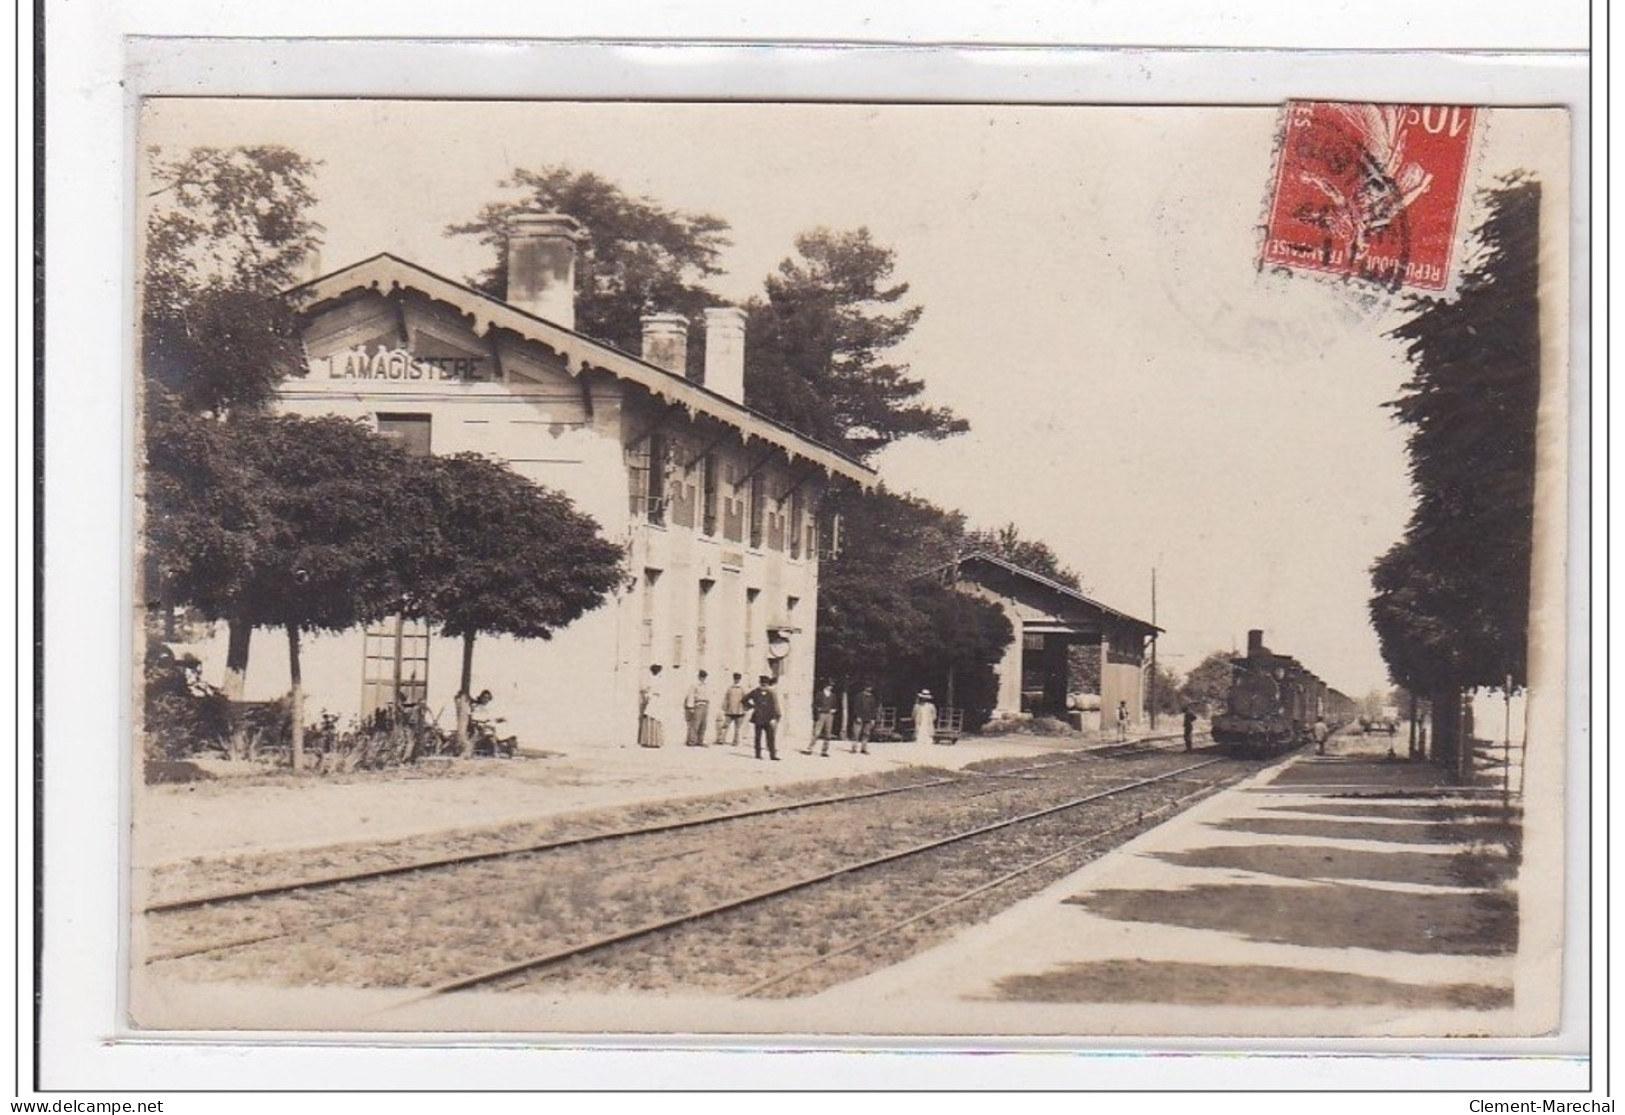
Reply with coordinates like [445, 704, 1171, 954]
[1247, 629, 1265, 656]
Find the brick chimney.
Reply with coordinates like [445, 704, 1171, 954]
[1247, 629, 1265, 656]
[505, 213, 582, 330]
[703, 306, 748, 404]
[640, 313, 689, 376]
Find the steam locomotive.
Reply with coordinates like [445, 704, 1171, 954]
[1210, 629, 1355, 757]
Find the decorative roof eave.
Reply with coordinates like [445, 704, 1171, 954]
[288, 253, 878, 489]
[947, 551, 1163, 635]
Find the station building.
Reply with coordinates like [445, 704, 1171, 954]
[189, 214, 876, 751]
[945, 552, 1160, 729]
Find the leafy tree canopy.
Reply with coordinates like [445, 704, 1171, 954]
[417, 453, 626, 643]
[445, 166, 732, 370]
[142, 145, 323, 415]
[1178, 650, 1236, 712]
[962, 522, 1084, 591]
[744, 227, 969, 459]
[1371, 176, 1541, 694]
[149, 411, 436, 636]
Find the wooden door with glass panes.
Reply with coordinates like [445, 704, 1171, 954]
[362, 615, 431, 721]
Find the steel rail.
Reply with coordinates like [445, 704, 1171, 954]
[737, 781, 1222, 998]
[142, 772, 965, 915]
[143, 844, 713, 964]
[417, 757, 1227, 999]
[146, 748, 1207, 962]
[144, 736, 1205, 916]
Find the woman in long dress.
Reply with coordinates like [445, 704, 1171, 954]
[912, 689, 937, 744]
[639, 665, 667, 748]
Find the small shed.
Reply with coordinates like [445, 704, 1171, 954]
[945, 552, 1161, 727]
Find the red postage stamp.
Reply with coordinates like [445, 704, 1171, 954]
[1262, 101, 1477, 292]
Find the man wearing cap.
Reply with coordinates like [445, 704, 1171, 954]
[805, 680, 837, 757]
[742, 674, 782, 760]
[683, 669, 712, 747]
[850, 684, 878, 754]
[718, 672, 747, 745]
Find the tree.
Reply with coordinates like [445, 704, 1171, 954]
[813, 485, 1012, 726]
[744, 227, 968, 459]
[1146, 662, 1183, 717]
[141, 145, 324, 717]
[446, 166, 731, 372]
[418, 454, 626, 755]
[149, 413, 437, 768]
[898, 582, 1013, 725]
[142, 145, 323, 415]
[1178, 650, 1236, 713]
[1369, 177, 1541, 776]
[962, 522, 1084, 590]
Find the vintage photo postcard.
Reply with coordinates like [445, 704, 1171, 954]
[127, 94, 1572, 1043]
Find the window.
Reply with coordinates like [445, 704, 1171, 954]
[788, 489, 803, 559]
[745, 588, 760, 668]
[697, 579, 714, 668]
[629, 433, 668, 524]
[376, 413, 432, 457]
[700, 454, 719, 536]
[641, 568, 661, 653]
[748, 473, 765, 549]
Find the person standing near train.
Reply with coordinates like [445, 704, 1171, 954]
[849, 683, 877, 754]
[718, 672, 747, 745]
[1183, 706, 1197, 751]
[1312, 715, 1330, 755]
[743, 674, 781, 761]
[805, 680, 837, 757]
[1116, 700, 1130, 741]
[683, 669, 712, 747]
[638, 664, 667, 748]
[913, 690, 937, 744]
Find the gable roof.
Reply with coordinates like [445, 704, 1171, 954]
[949, 551, 1163, 635]
[288, 253, 877, 488]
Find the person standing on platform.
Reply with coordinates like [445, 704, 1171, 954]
[1312, 715, 1330, 755]
[719, 672, 747, 745]
[1183, 706, 1197, 751]
[850, 684, 878, 754]
[1116, 700, 1129, 741]
[743, 674, 781, 760]
[806, 681, 837, 756]
[638, 664, 666, 749]
[913, 690, 937, 744]
[684, 669, 712, 747]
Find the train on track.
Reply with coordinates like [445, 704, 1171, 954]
[1210, 629, 1356, 757]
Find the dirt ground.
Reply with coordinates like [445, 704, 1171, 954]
[132, 733, 1067, 869]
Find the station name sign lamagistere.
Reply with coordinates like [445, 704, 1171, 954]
[311, 345, 486, 383]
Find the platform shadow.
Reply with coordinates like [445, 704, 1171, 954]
[1065, 880, 1516, 954]
[991, 958, 1511, 1009]
[1154, 843, 1464, 887]
[1211, 815, 1513, 847]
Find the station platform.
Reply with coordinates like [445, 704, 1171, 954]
[809, 732, 1538, 1038]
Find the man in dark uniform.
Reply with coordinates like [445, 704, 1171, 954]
[850, 684, 878, 754]
[805, 680, 837, 757]
[1183, 706, 1197, 751]
[743, 675, 781, 760]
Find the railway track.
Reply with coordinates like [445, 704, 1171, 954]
[145, 738, 1237, 992]
[420, 757, 1227, 1000]
[144, 732, 1207, 916]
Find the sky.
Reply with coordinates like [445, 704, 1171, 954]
[140, 99, 1568, 698]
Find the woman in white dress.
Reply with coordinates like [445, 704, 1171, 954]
[912, 689, 937, 744]
[639, 664, 668, 748]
